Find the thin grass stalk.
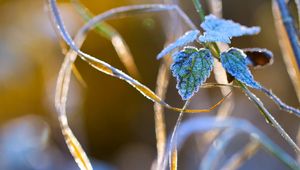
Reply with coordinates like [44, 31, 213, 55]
[58, 115, 93, 170]
[71, 0, 141, 79]
[273, 0, 300, 162]
[169, 100, 190, 170]
[191, 0, 300, 153]
[273, 0, 300, 101]
[238, 81, 300, 153]
[153, 0, 186, 167]
[47, 1, 229, 169]
[49, 0, 226, 114]
[153, 57, 172, 169]
[160, 117, 299, 170]
[202, 0, 235, 142]
[260, 87, 300, 116]
[54, 34, 92, 170]
[48, 1, 91, 167]
[201, 129, 240, 170]
[275, 0, 300, 68]
[196, 2, 256, 168]
[48, 9, 87, 87]
[220, 140, 260, 170]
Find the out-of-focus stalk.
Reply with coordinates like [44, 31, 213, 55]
[71, 0, 141, 80]
[273, 0, 300, 102]
[273, 0, 300, 162]
[153, 57, 172, 170]
[275, 0, 300, 68]
[169, 101, 190, 170]
[220, 140, 260, 170]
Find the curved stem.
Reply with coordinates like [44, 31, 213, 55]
[238, 81, 300, 153]
[160, 117, 299, 170]
[169, 100, 190, 170]
[260, 87, 300, 117]
[154, 58, 171, 169]
[71, 0, 141, 79]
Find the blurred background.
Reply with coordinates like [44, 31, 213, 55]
[0, 0, 299, 169]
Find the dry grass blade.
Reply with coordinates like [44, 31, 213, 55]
[170, 149, 177, 170]
[159, 117, 299, 170]
[153, 57, 172, 170]
[49, 0, 227, 114]
[48, 2, 92, 169]
[200, 61, 235, 149]
[273, 0, 300, 104]
[274, 0, 300, 68]
[196, 1, 237, 161]
[54, 41, 91, 170]
[273, 0, 300, 162]
[200, 83, 239, 89]
[46, 1, 224, 169]
[48, 10, 87, 87]
[71, 64, 87, 87]
[201, 129, 239, 170]
[71, 0, 141, 79]
[220, 140, 260, 170]
[59, 115, 92, 170]
[238, 81, 300, 153]
[153, 1, 189, 168]
[169, 101, 190, 170]
[201, 130, 260, 170]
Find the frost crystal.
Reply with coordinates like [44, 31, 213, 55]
[221, 48, 261, 89]
[171, 47, 214, 100]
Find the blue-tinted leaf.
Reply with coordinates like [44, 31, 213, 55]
[171, 47, 214, 100]
[157, 30, 200, 59]
[199, 15, 260, 43]
[220, 48, 261, 89]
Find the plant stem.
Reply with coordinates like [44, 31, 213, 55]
[169, 100, 190, 170]
[154, 57, 171, 169]
[192, 0, 205, 22]
[191, 0, 221, 59]
[237, 81, 300, 153]
[71, 0, 141, 79]
[275, 0, 300, 68]
[191, 0, 300, 153]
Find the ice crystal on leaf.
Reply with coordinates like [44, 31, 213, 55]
[171, 47, 214, 100]
[199, 15, 260, 43]
[220, 48, 261, 89]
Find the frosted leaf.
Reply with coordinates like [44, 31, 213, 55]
[157, 30, 200, 59]
[220, 48, 261, 89]
[171, 47, 214, 100]
[199, 15, 260, 43]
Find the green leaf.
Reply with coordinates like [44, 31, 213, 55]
[171, 47, 214, 100]
[220, 48, 261, 89]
